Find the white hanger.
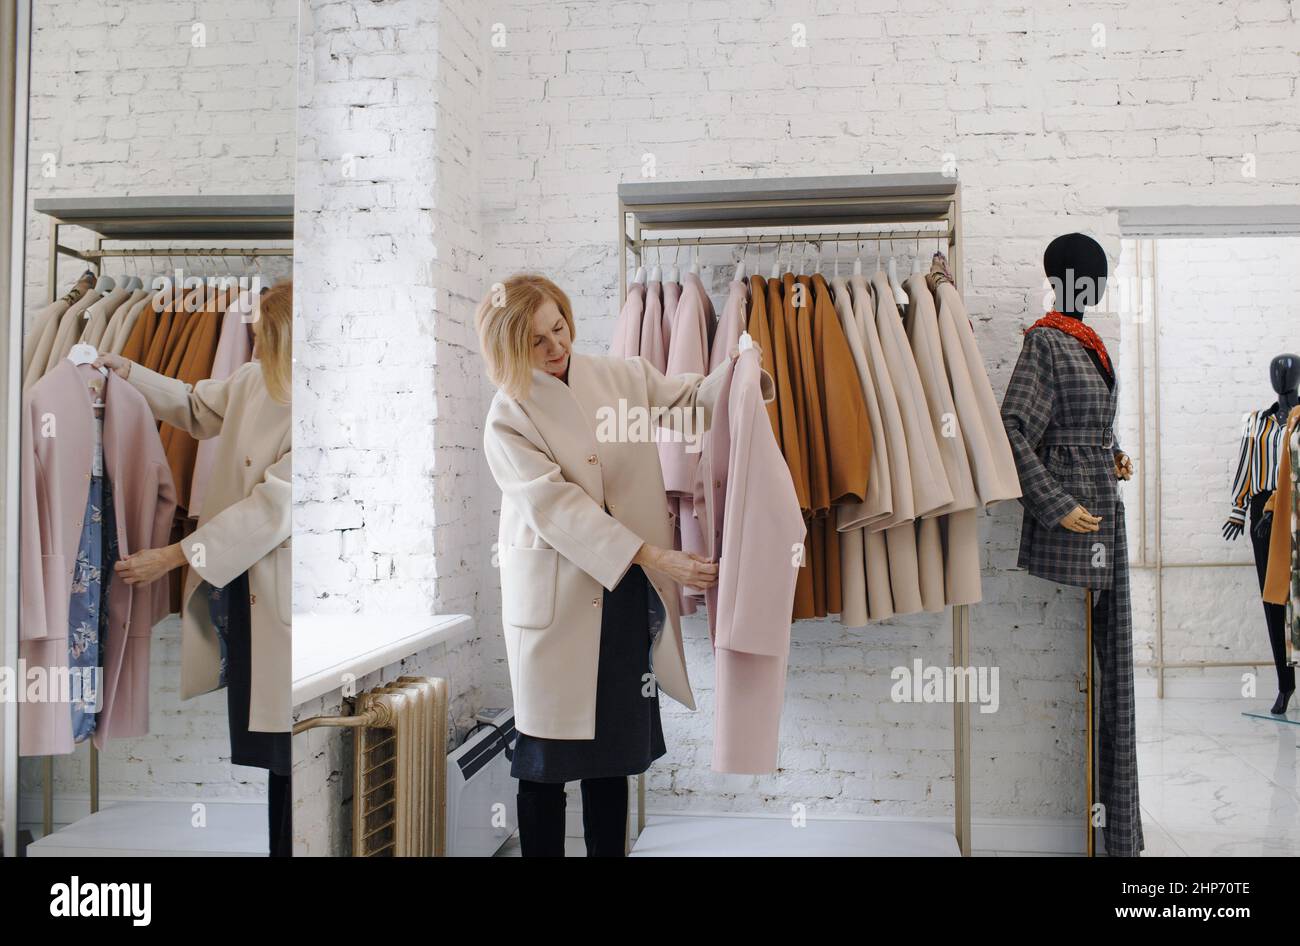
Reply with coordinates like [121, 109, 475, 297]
[770, 238, 782, 279]
[735, 242, 747, 282]
[853, 236, 863, 276]
[667, 244, 680, 284]
[68, 342, 109, 376]
[688, 238, 700, 275]
[911, 236, 924, 275]
[648, 245, 661, 282]
[632, 264, 646, 284]
[92, 273, 115, 293]
[738, 330, 754, 352]
[888, 241, 909, 306]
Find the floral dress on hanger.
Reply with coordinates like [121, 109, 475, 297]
[67, 473, 119, 742]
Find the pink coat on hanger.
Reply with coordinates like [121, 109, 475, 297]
[19, 360, 177, 756]
[610, 282, 644, 358]
[189, 290, 255, 520]
[709, 347, 804, 774]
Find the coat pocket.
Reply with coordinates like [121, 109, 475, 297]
[501, 545, 558, 629]
[275, 544, 292, 626]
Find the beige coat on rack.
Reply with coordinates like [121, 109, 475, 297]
[104, 290, 156, 355]
[28, 287, 101, 390]
[90, 288, 149, 350]
[126, 360, 292, 734]
[48, 286, 127, 374]
[23, 276, 92, 376]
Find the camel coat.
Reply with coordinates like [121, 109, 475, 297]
[483, 351, 736, 739]
[126, 361, 292, 733]
[78, 286, 135, 350]
[24, 277, 92, 378]
[1264, 406, 1300, 605]
[19, 362, 177, 756]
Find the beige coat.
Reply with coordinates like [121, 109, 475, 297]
[127, 360, 291, 733]
[28, 289, 101, 391]
[483, 351, 736, 739]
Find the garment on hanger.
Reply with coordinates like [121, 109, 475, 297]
[1228, 405, 1286, 529]
[708, 347, 802, 774]
[24, 275, 93, 379]
[104, 290, 155, 356]
[640, 279, 666, 372]
[1000, 321, 1143, 857]
[77, 285, 132, 350]
[661, 276, 680, 359]
[610, 281, 645, 359]
[1264, 407, 1300, 621]
[93, 288, 150, 351]
[34, 286, 102, 386]
[19, 360, 177, 756]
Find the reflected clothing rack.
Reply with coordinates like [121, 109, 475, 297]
[29, 195, 293, 838]
[616, 173, 972, 856]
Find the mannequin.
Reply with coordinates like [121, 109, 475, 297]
[1001, 232, 1143, 856]
[1223, 353, 1300, 714]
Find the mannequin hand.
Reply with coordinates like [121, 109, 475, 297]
[92, 352, 132, 380]
[115, 543, 186, 585]
[634, 544, 719, 589]
[1060, 505, 1102, 533]
[1114, 452, 1133, 481]
[1252, 512, 1273, 542]
[1222, 520, 1244, 542]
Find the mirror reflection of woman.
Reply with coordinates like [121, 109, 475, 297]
[94, 282, 293, 857]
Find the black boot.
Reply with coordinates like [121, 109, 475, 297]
[515, 787, 566, 857]
[1271, 688, 1295, 716]
[580, 777, 629, 857]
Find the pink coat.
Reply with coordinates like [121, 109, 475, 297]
[610, 282, 644, 359]
[189, 291, 255, 519]
[20, 360, 177, 756]
[710, 348, 805, 774]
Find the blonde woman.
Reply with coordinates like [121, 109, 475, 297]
[95, 280, 292, 857]
[478, 273, 764, 857]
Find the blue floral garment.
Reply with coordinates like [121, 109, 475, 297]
[206, 581, 231, 688]
[68, 474, 118, 742]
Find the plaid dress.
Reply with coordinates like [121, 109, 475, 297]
[1001, 325, 1143, 857]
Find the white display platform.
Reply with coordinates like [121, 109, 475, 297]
[631, 815, 961, 857]
[27, 800, 266, 857]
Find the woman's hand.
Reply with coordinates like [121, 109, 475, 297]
[634, 544, 719, 589]
[93, 352, 132, 380]
[115, 543, 187, 585]
[1114, 451, 1133, 481]
[1060, 505, 1102, 533]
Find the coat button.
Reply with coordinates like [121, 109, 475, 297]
[244, 456, 252, 467]
[592, 597, 600, 607]
[586, 454, 598, 465]
[250, 593, 257, 605]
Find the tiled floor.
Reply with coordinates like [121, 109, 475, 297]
[1134, 696, 1300, 856]
[498, 696, 1300, 857]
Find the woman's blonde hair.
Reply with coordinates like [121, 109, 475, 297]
[254, 280, 292, 404]
[475, 273, 576, 401]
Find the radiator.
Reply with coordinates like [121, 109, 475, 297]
[352, 676, 448, 857]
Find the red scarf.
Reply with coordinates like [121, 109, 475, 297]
[1027, 310, 1112, 376]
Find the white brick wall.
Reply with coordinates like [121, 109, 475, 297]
[468, 0, 1300, 830]
[292, 0, 496, 850]
[19, 0, 297, 811]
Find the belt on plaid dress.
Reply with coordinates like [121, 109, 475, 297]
[1042, 426, 1115, 448]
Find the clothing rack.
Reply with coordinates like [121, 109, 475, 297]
[617, 173, 972, 857]
[24, 195, 293, 840]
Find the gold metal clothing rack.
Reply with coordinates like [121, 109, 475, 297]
[617, 173, 972, 857]
[26, 195, 292, 841]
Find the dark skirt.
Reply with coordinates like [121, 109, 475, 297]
[207, 571, 290, 777]
[511, 564, 666, 783]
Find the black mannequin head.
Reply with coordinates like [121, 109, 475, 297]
[1272, 353, 1300, 412]
[1044, 233, 1108, 320]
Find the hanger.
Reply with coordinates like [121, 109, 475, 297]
[735, 240, 747, 282]
[911, 235, 924, 275]
[689, 236, 701, 276]
[648, 244, 661, 283]
[770, 236, 782, 279]
[888, 239, 909, 306]
[667, 243, 680, 284]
